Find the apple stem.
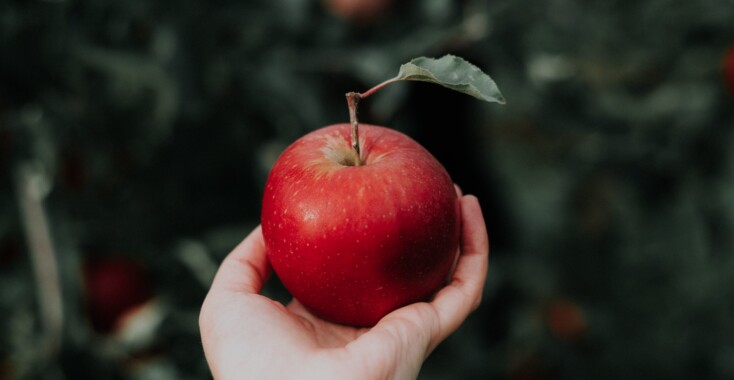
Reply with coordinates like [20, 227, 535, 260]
[344, 77, 399, 166]
[345, 92, 363, 166]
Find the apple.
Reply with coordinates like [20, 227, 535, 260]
[323, 0, 394, 24]
[261, 55, 504, 326]
[725, 45, 734, 95]
[545, 298, 587, 343]
[83, 256, 154, 333]
[262, 123, 460, 326]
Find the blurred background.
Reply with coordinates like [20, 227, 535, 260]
[1, 0, 734, 379]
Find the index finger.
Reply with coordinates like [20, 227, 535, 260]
[208, 225, 272, 295]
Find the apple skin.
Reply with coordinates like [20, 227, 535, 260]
[546, 298, 587, 343]
[262, 124, 460, 326]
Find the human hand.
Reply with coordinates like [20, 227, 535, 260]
[199, 189, 489, 380]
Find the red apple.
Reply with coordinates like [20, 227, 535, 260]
[83, 256, 154, 333]
[323, 0, 394, 24]
[262, 123, 460, 326]
[725, 45, 734, 95]
[546, 298, 587, 343]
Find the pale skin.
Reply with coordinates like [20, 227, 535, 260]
[199, 187, 489, 380]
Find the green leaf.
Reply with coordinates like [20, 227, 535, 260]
[395, 55, 506, 104]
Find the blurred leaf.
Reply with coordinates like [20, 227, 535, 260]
[395, 55, 506, 104]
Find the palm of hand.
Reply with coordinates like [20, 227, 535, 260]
[202, 273, 425, 379]
[200, 193, 488, 380]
